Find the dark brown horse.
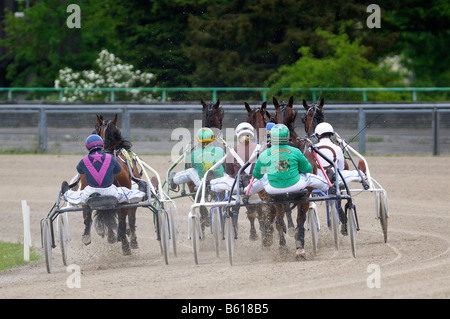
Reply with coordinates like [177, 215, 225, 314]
[272, 96, 319, 255]
[84, 114, 141, 255]
[201, 98, 224, 131]
[301, 98, 325, 137]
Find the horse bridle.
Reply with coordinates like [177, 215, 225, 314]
[301, 104, 323, 137]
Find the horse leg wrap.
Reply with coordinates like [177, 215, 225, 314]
[295, 225, 305, 249]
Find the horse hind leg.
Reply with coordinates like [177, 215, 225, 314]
[82, 210, 92, 245]
[118, 209, 131, 255]
[295, 204, 308, 259]
[127, 208, 139, 249]
[246, 207, 258, 241]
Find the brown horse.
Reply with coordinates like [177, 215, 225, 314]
[241, 101, 278, 241]
[272, 96, 319, 256]
[301, 98, 325, 137]
[85, 114, 142, 255]
[201, 98, 224, 131]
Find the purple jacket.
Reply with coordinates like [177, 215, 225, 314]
[76, 151, 121, 187]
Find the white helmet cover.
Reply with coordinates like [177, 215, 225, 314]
[235, 122, 255, 139]
[315, 122, 334, 136]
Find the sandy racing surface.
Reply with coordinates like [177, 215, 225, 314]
[0, 154, 449, 299]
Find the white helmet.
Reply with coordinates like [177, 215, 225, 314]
[315, 122, 334, 137]
[235, 122, 255, 139]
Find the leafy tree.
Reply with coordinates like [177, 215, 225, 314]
[380, 0, 450, 86]
[0, 0, 118, 87]
[266, 29, 409, 101]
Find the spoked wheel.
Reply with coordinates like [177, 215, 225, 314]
[223, 215, 234, 266]
[41, 219, 53, 273]
[329, 202, 340, 251]
[159, 211, 170, 265]
[167, 204, 178, 256]
[347, 204, 357, 258]
[210, 207, 222, 258]
[57, 214, 68, 266]
[377, 192, 389, 243]
[191, 215, 201, 265]
[308, 207, 319, 255]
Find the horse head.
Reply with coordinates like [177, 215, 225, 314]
[245, 101, 273, 143]
[201, 98, 224, 130]
[301, 98, 325, 137]
[95, 114, 132, 152]
[273, 96, 298, 137]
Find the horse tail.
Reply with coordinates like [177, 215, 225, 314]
[94, 209, 118, 235]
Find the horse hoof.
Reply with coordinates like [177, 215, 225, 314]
[82, 235, 91, 246]
[249, 230, 258, 241]
[296, 248, 306, 259]
[122, 243, 132, 256]
[288, 226, 295, 237]
[107, 230, 117, 244]
[262, 234, 273, 247]
[130, 240, 139, 249]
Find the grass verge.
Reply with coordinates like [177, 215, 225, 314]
[0, 241, 40, 271]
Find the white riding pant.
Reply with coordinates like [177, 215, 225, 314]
[173, 168, 201, 187]
[245, 173, 329, 196]
[317, 169, 365, 186]
[64, 184, 145, 205]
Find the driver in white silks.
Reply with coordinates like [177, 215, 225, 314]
[313, 122, 366, 186]
[209, 122, 261, 194]
[62, 134, 145, 205]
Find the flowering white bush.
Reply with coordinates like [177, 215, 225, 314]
[54, 49, 157, 102]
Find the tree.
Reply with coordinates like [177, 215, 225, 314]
[266, 29, 408, 101]
[55, 49, 156, 102]
[0, 0, 118, 87]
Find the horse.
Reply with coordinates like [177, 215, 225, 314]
[201, 98, 224, 132]
[239, 101, 278, 241]
[301, 98, 325, 137]
[271, 96, 319, 256]
[82, 114, 142, 255]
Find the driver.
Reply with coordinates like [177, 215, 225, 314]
[62, 134, 145, 205]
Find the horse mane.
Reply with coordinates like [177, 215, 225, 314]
[103, 125, 132, 152]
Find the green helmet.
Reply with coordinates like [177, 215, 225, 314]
[196, 127, 215, 143]
[271, 124, 290, 144]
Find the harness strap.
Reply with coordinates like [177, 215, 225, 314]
[317, 145, 337, 169]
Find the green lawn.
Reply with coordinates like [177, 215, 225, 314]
[0, 241, 40, 271]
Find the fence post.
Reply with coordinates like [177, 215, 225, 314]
[432, 108, 440, 155]
[122, 107, 130, 140]
[39, 107, 47, 153]
[358, 107, 366, 154]
[21, 200, 31, 262]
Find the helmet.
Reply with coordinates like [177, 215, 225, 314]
[235, 122, 255, 139]
[315, 122, 334, 137]
[270, 124, 290, 144]
[196, 127, 215, 143]
[266, 122, 275, 138]
[85, 134, 103, 152]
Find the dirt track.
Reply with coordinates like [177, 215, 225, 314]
[0, 155, 449, 299]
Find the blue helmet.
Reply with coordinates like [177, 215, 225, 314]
[85, 134, 104, 152]
[266, 122, 275, 138]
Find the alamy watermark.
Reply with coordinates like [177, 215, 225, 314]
[366, 4, 381, 29]
[367, 263, 381, 288]
[66, 4, 81, 29]
[66, 264, 81, 288]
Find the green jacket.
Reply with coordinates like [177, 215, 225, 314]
[252, 144, 312, 188]
[191, 144, 225, 179]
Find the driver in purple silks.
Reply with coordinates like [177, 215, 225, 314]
[63, 134, 145, 205]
